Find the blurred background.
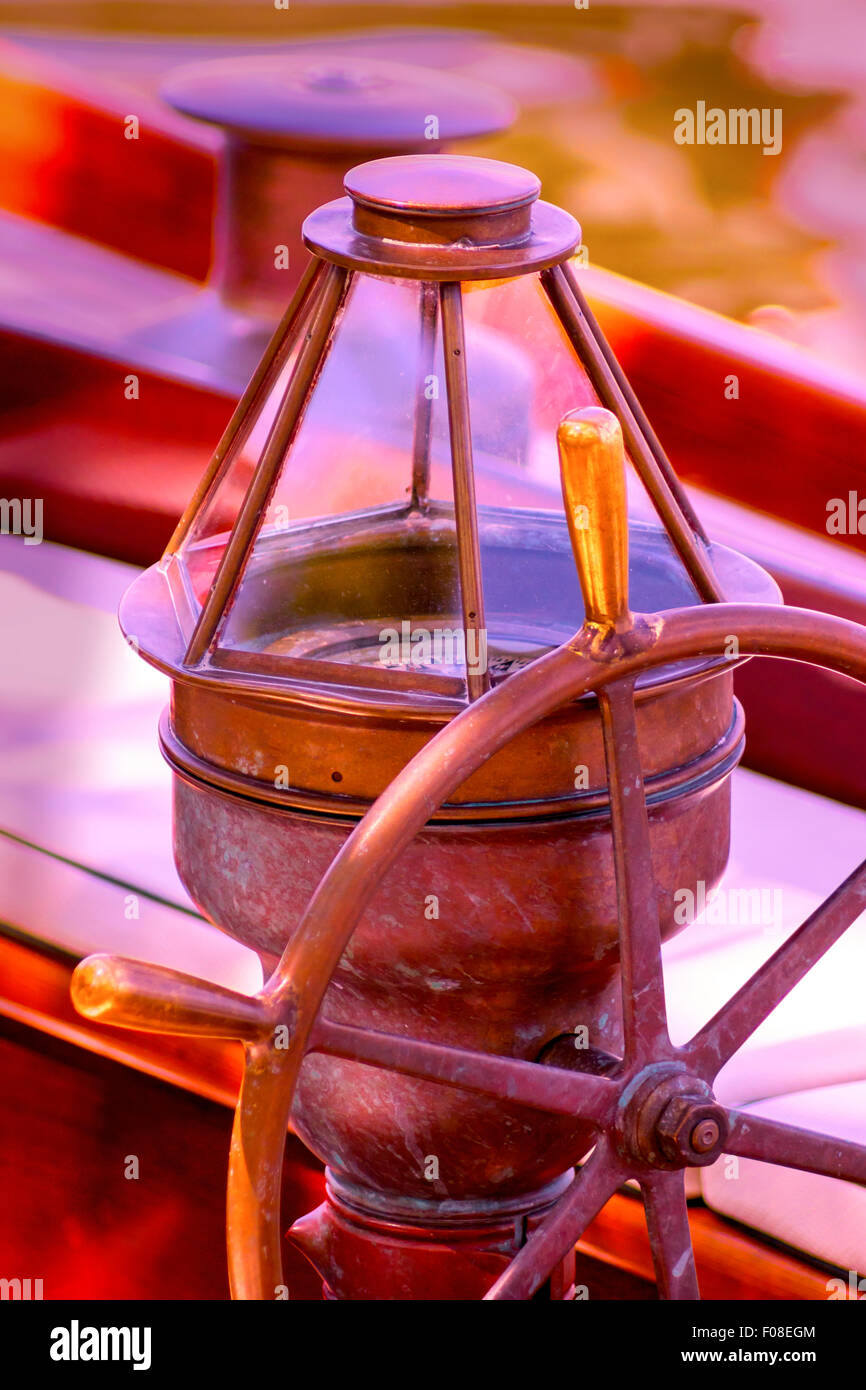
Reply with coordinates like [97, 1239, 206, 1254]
[0, 0, 863, 372]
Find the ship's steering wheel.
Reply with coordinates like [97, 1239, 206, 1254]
[72, 409, 866, 1299]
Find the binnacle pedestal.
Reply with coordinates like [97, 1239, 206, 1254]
[77, 153, 784, 1300]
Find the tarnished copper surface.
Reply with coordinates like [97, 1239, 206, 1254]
[163, 681, 743, 818]
[303, 155, 580, 280]
[168, 751, 731, 1211]
[69, 155, 866, 1304]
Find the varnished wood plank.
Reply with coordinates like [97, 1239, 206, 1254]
[580, 1190, 834, 1301]
[0, 1016, 325, 1299]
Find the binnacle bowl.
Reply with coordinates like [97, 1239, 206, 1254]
[128, 508, 780, 1204]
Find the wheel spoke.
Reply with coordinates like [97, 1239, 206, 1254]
[599, 678, 669, 1061]
[483, 1141, 626, 1300]
[725, 1110, 866, 1185]
[311, 1018, 616, 1125]
[686, 857, 866, 1080]
[641, 1171, 700, 1299]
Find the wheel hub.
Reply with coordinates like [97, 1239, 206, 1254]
[618, 1066, 729, 1169]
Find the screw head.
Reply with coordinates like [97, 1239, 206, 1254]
[691, 1118, 721, 1154]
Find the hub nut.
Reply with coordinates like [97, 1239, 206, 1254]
[656, 1094, 728, 1166]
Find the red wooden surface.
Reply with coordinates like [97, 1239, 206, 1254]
[0, 39, 213, 279]
[581, 1192, 833, 1302]
[0, 1016, 325, 1300]
[585, 266, 866, 556]
[0, 333, 231, 565]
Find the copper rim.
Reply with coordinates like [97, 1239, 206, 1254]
[159, 701, 745, 824]
[302, 195, 581, 280]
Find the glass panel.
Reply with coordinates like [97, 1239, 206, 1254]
[460, 270, 641, 508]
[453, 273, 599, 675]
[216, 274, 470, 683]
[453, 271, 700, 676]
[178, 266, 700, 691]
[463, 271, 597, 500]
[176, 292, 316, 610]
